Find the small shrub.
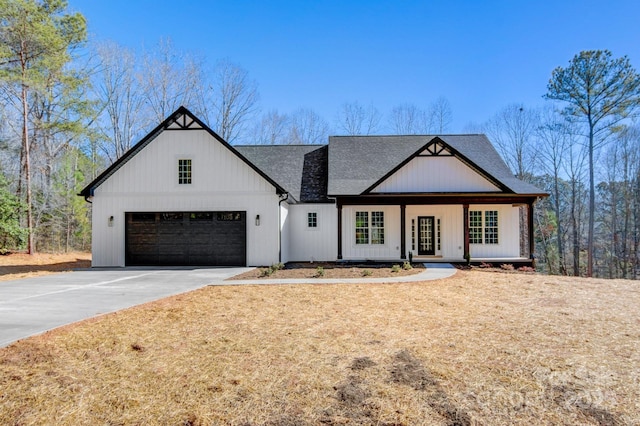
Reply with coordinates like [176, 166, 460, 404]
[259, 267, 273, 277]
[271, 262, 285, 271]
[402, 261, 413, 270]
[391, 264, 401, 273]
[479, 262, 493, 269]
[518, 266, 535, 273]
[315, 266, 325, 277]
[362, 269, 372, 277]
[500, 264, 515, 271]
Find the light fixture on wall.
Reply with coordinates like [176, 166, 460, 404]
[108, 216, 114, 227]
[255, 214, 260, 226]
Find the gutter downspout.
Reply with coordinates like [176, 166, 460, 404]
[278, 193, 289, 263]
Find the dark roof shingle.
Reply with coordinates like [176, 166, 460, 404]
[235, 145, 330, 203]
[327, 134, 545, 196]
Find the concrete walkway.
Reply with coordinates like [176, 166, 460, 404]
[0, 263, 456, 348]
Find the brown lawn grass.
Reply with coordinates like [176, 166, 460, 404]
[0, 252, 91, 281]
[1, 271, 638, 425]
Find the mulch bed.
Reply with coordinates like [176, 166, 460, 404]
[228, 261, 425, 280]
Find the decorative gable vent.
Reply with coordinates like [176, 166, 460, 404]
[165, 112, 203, 130]
[420, 141, 452, 156]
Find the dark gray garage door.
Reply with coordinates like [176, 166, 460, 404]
[125, 212, 246, 266]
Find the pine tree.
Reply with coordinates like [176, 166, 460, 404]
[0, 0, 86, 253]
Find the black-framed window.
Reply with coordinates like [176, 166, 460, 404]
[355, 211, 369, 244]
[371, 211, 385, 244]
[308, 212, 317, 228]
[178, 159, 192, 184]
[469, 210, 499, 244]
[411, 218, 416, 251]
[355, 211, 384, 245]
[484, 211, 499, 244]
[469, 211, 483, 244]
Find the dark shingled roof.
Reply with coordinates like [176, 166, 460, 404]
[235, 145, 330, 203]
[80, 107, 545, 203]
[327, 134, 545, 196]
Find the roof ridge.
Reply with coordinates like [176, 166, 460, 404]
[329, 134, 486, 138]
[234, 144, 326, 147]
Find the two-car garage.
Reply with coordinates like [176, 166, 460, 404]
[125, 211, 246, 266]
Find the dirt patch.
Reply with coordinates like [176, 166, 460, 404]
[349, 357, 377, 371]
[328, 371, 380, 423]
[0, 252, 91, 282]
[389, 349, 438, 390]
[335, 376, 370, 405]
[545, 381, 623, 426]
[389, 350, 471, 426]
[229, 262, 424, 280]
[580, 406, 622, 426]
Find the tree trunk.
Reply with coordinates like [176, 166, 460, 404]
[22, 83, 34, 255]
[587, 124, 595, 277]
[553, 176, 567, 275]
[571, 178, 580, 276]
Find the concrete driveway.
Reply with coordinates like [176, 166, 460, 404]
[0, 267, 251, 348]
[0, 263, 457, 348]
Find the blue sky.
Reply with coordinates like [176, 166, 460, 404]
[70, 0, 640, 132]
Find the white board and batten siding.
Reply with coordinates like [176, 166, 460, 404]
[341, 205, 401, 260]
[91, 129, 281, 267]
[372, 156, 500, 193]
[287, 204, 337, 262]
[405, 205, 464, 261]
[468, 204, 521, 259]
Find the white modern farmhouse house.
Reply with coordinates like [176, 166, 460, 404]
[80, 107, 547, 267]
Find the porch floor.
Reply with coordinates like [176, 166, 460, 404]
[413, 257, 534, 267]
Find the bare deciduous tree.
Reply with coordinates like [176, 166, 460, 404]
[599, 126, 640, 278]
[335, 101, 382, 135]
[204, 59, 259, 143]
[252, 109, 289, 145]
[288, 108, 329, 145]
[140, 38, 203, 123]
[388, 103, 431, 134]
[537, 107, 578, 275]
[94, 41, 147, 163]
[484, 104, 539, 180]
[428, 96, 453, 133]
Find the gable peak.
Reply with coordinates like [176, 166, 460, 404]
[165, 107, 203, 130]
[421, 139, 452, 156]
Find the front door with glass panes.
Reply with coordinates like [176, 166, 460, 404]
[418, 216, 435, 255]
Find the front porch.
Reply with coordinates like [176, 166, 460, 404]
[336, 195, 538, 263]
